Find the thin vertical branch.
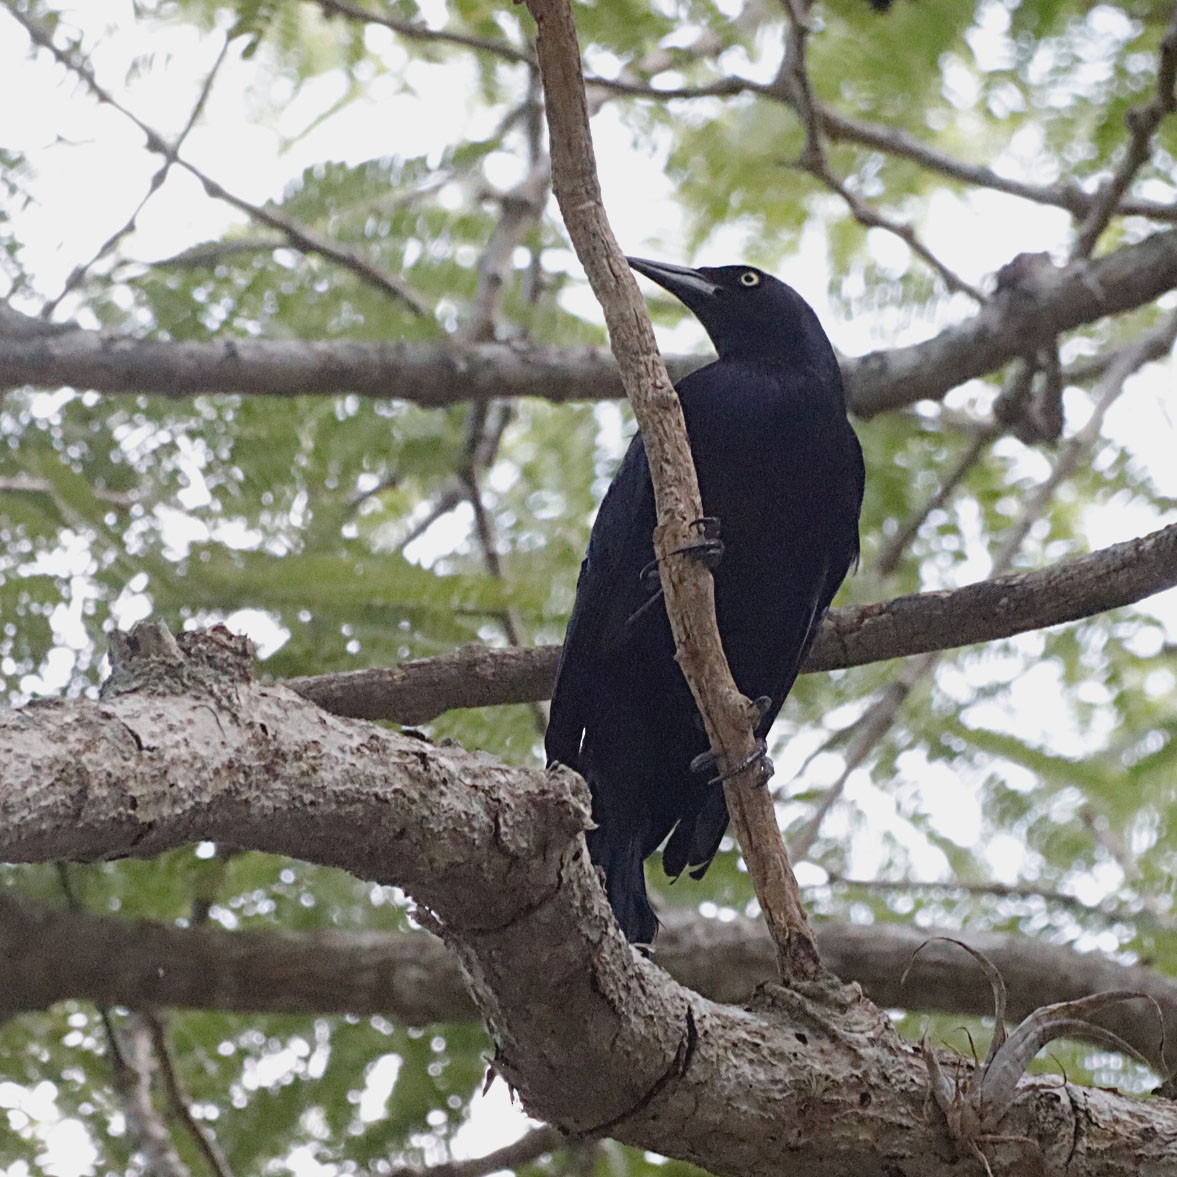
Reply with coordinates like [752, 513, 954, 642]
[524, 0, 822, 979]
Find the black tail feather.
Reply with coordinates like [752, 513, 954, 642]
[586, 825, 658, 945]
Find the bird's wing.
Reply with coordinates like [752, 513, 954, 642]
[544, 432, 657, 771]
[763, 438, 865, 727]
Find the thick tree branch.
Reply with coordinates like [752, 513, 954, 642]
[3, 227, 1176, 414]
[0, 327, 701, 406]
[288, 519, 1177, 722]
[1, 630, 1174, 1173]
[847, 229, 1177, 417]
[4, 893, 1177, 1074]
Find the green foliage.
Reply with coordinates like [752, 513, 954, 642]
[3, 0, 1177, 1170]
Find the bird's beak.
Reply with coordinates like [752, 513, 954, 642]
[627, 257, 721, 302]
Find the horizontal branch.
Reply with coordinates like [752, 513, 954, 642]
[0, 331, 703, 406]
[288, 520, 1177, 722]
[3, 228, 1176, 414]
[1, 627, 1173, 1173]
[4, 893, 1175, 1072]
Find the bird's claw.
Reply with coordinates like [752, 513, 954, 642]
[638, 558, 661, 592]
[689, 738, 772, 785]
[751, 695, 773, 735]
[639, 518, 724, 591]
[675, 515, 723, 569]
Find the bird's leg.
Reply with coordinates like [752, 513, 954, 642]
[624, 586, 665, 631]
[750, 694, 774, 736]
[630, 516, 725, 633]
[690, 739, 773, 786]
[689, 696, 775, 783]
[639, 516, 724, 593]
[677, 515, 724, 568]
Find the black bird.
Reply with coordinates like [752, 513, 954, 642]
[545, 258, 864, 944]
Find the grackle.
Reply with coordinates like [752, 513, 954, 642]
[545, 258, 864, 945]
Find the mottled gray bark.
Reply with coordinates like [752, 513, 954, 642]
[1, 626, 1175, 1175]
[3, 227, 1176, 417]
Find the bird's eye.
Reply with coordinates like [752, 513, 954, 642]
[739, 271, 760, 287]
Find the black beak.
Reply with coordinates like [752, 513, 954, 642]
[627, 257, 722, 305]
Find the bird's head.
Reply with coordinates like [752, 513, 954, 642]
[627, 257, 838, 377]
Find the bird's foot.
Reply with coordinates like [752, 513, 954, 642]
[689, 738, 772, 786]
[751, 695, 773, 735]
[677, 515, 723, 569]
[692, 696, 773, 735]
[638, 517, 724, 591]
[638, 558, 662, 593]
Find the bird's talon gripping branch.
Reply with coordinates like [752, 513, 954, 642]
[673, 515, 724, 569]
[689, 739, 772, 786]
[751, 694, 773, 734]
[639, 516, 724, 589]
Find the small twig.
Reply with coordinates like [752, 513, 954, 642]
[387, 1126, 566, 1177]
[801, 157, 984, 302]
[451, 147, 549, 731]
[788, 657, 930, 863]
[774, 3, 983, 302]
[777, 0, 823, 163]
[144, 1012, 236, 1177]
[818, 104, 1177, 225]
[585, 75, 757, 101]
[313, 0, 533, 64]
[875, 428, 996, 576]
[395, 484, 468, 550]
[41, 36, 232, 319]
[824, 871, 1177, 935]
[1072, 8, 1177, 258]
[10, 9, 428, 316]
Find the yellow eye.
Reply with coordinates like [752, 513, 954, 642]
[739, 270, 760, 287]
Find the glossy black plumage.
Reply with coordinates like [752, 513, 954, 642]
[545, 259, 864, 944]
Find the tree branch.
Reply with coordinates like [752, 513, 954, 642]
[288, 519, 1177, 722]
[529, 0, 820, 977]
[1071, 7, 1177, 259]
[3, 227, 1175, 414]
[6, 893, 1176, 1073]
[1, 633, 1174, 1172]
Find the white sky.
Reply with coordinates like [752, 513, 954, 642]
[1, 2, 1176, 1166]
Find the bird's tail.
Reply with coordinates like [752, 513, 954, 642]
[586, 824, 658, 946]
